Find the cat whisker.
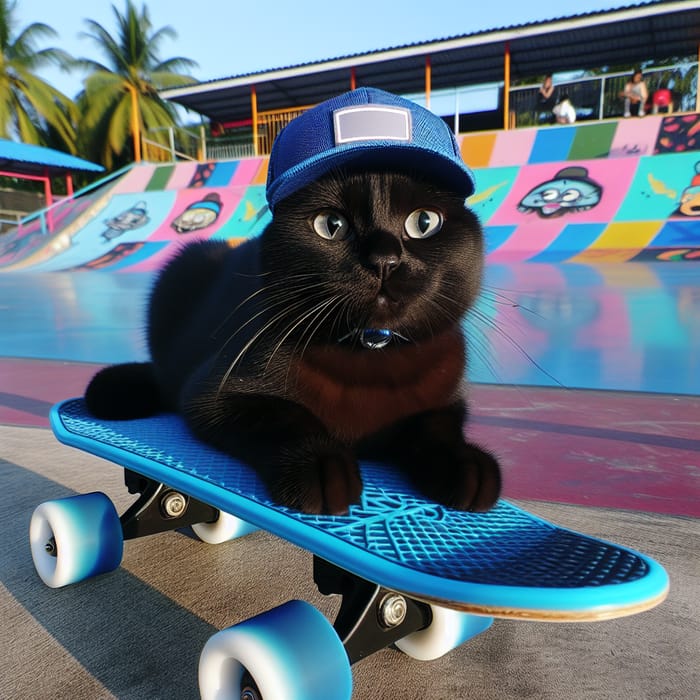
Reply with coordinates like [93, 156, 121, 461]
[265, 294, 342, 374]
[211, 277, 332, 338]
[283, 295, 347, 389]
[480, 285, 545, 320]
[217, 294, 323, 393]
[468, 308, 566, 388]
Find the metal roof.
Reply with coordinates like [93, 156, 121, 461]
[161, 0, 700, 123]
[0, 139, 104, 176]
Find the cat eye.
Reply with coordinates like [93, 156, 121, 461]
[404, 209, 443, 239]
[312, 211, 350, 240]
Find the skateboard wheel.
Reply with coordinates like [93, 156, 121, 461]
[395, 606, 493, 661]
[191, 511, 258, 544]
[30, 492, 123, 588]
[199, 600, 352, 700]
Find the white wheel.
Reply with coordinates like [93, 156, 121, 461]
[30, 492, 123, 588]
[395, 606, 493, 660]
[199, 600, 352, 700]
[191, 510, 258, 544]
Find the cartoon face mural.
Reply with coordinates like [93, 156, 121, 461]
[171, 193, 222, 234]
[102, 201, 149, 242]
[676, 162, 700, 216]
[518, 166, 603, 218]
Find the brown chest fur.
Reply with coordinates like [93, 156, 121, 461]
[289, 330, 465, 442]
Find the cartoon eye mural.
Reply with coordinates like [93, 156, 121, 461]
[171, 193, 223, 234]
[675, 162, 700, 217]
[101, 201, 149, 242]
[518, 167, 603, 218]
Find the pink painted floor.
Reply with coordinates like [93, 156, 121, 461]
[1, 265, 698, 518]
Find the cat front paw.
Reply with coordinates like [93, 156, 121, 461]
[270, 440, 363, 515]
[417, 443, 501, 512]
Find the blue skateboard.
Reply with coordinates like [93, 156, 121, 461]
[31, 398, 669, 700]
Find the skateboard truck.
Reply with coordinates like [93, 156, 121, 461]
[121, 470, 219, 539]
[313, 557, 432, 663]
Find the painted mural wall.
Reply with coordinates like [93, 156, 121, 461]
[460, 113, 700, 263]
[1, 113, 700, 272]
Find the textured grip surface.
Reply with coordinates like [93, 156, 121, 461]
[53, 398, 667, 613]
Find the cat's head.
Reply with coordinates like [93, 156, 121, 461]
[260, 87, 483, 346]
[263, 167, 484, 344]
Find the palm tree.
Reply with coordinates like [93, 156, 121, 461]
[0, 0, 77, 151]
[77, 1, 198, 170]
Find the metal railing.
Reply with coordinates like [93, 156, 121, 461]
[256, 105, 311, 155]
[206, 135, 256, 160]
[142, 125, 207, 162]
[9, 163, 134, 236]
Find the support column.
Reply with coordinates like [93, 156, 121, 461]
[350, 67, 357, 90]
[503, 41, 511, 130]
[43, 167, 53, 232]
[251, 84, 259, 157]
[425, 55, 432, 109]
[128, 83, 142, 162]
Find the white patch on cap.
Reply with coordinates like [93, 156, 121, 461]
[333, 105, 412, 145]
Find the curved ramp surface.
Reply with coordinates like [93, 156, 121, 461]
[1, 114, 700, 272]
[0, 159, 271, 273]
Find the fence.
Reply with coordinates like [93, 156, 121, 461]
[142, 126, 208, 162]
[255, 105, 311, 155]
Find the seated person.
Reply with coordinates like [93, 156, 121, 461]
[622, 70, 648, 117]
[652, 88, 673, 114]
[552, 94, 576, 124]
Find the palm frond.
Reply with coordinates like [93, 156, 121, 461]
[106, 92, 132, 155]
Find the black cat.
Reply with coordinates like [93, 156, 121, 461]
[85, 88, 501, 515]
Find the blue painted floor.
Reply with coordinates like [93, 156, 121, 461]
[2, 262, 698, 396]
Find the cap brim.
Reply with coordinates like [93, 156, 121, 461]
[267, 141, 475, 210]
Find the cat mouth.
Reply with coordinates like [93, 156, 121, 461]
[376, 291, 395, 308]
[368, 288, 402, 325]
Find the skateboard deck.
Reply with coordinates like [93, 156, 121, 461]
[49, 397, 669, 621]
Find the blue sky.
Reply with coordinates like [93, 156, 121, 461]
[16, 0, 647, 98]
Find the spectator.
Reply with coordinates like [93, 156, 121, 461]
[622, 70, 648, 117]
[552, 94, 577, 124]
[537, 74, 556, 122]
[652, 88, 673, 115]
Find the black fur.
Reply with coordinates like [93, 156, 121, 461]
[85, 169, 501, 514]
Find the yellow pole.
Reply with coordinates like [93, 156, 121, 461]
[425, 55, 432, 109]
[128, 83, 142, 162]
[350, 67, 357, 90]
[696, 43, 700, 113]
[503, 41, 511, 130]
[251, 85, 259, 157]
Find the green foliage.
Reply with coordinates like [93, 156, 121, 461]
[0, 0, 77, 152]
[75, 1, 198, 170]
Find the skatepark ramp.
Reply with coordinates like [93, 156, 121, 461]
[1, 112, 700, 272]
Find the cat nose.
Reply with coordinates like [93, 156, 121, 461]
[362, 231, 402, 280]
[369, 254, 399, 280]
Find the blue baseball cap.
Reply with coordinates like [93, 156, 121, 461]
[265, 87, 475, 210]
